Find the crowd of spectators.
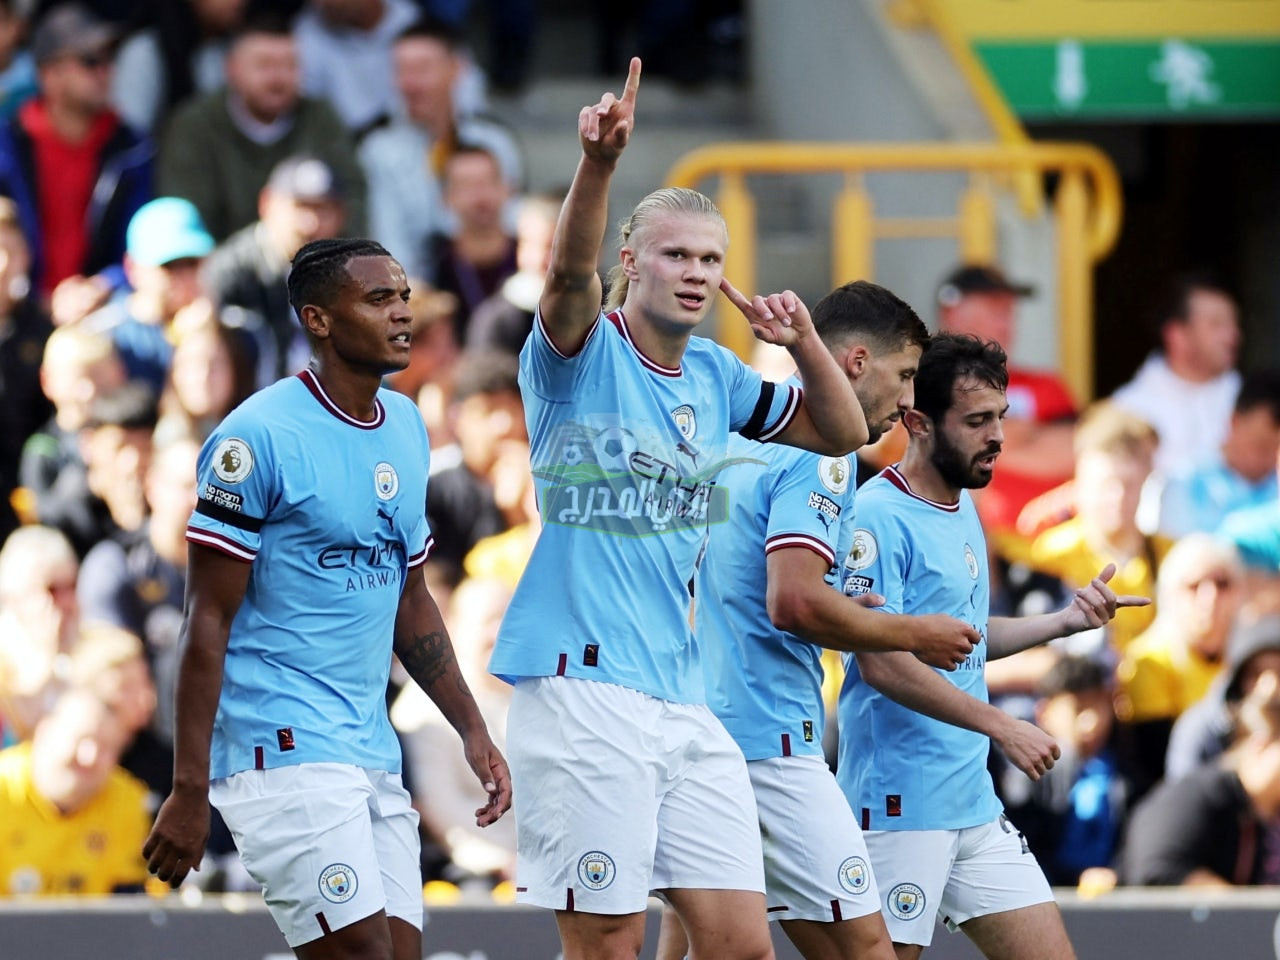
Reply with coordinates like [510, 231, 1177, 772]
[0, 0, 1276, 905]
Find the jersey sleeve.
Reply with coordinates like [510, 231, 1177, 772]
[838, 488, 907, 615]
[186, 413, 277, 562]
[402, 397, 434, 568]
[764, 451, 854, 570]
[718, 347, 800, 442]
[517, 309, 604, 401]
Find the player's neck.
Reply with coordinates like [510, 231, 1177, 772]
[308, 359, 382, 422]
[898, 448, 961, 505]
[623, 307, 691, 370]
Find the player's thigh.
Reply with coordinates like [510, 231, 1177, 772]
[780, 914, 895, 960]
[211, 763, 393, 948]
[293, 910, 394, 960]
[939, 815, 1054, 932]
[507, 677, 663, 914]
[862, 829, 959, 948]
[554, 908, 648, 960]
[960, 902, 1076, 960]
[663, 887, 774, 960]
[650, 703, 764, 897]
[749, 756, 880, 924]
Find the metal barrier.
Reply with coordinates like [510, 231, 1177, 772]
[665, 141, 1122, 403]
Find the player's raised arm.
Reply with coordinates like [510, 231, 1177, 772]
[720, 278, 868, 454]
[539, 57, 642, 356]
[143, 545, 250, 887]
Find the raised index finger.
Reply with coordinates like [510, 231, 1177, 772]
[719, 276, 752, 312]
[1114, 595, 1152, 608]
[620, 57, 642, 106]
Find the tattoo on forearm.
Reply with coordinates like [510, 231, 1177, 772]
[398, 630, 456, 689]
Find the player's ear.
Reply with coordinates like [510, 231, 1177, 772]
[299, 303, 332, 341]
[844, 344, 869, 378]
[620, 246, 639, 281]
[902, 408, 929, 439]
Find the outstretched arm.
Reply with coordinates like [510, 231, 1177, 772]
[987, 563, 1149, 660]
[720, 278, 867, 454]
[539, 57, 642, 356]
[144, 545, 250, 887]
[394, 566, 511, 827]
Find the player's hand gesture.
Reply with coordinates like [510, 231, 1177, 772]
[464, 730, 513, 827]
[142, 785, 210, 888]
[720, 278, 814, 348]
[992, 716, 1061, 782]
[580, 57, 641, 166]
[911, 614, 981, 670]
[1062, 563, 1150, 634]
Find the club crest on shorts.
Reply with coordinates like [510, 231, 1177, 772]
[374, 461, 399, 500]
[888, 881, 925, 920]
[846, 529, 878, 572]
[818, 456, 850, 495]
[211, 437, 253, 484]
[964, 543, 979, 580]
[671, 404, 697, 440]
[577, 850, 616, 890]
[838, 855, 870, 895]
[318, 863, 358, 903]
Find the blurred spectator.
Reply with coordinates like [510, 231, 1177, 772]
[425, 349, 525, 588]
[936, 264, 1077, 568]
[426, 143, 515, 340]
[0, 686, 150, 895]
[0, 0, 36, 120]
[360, 16, 521, 280]
[1167, 615, 1280, 780]
[1158, 369, 1280, 538]
[0, 524, 79, 743]
[462, 444, 537, 590]
[157, 320, 256, 442]
[0, 2, 152, 297]
[77, 431, 198, 797]
[1119, 691, 1280, 887]
[465, 187, 560, 357]
[157, 10, 366, 242]
[82, 196, 214, 395]
[17, 324, 126, 542]
[1111, 270, 1241, 483]
[66, 623, 158, 783]
[384, 283, 459, 442]
[1001, 656, 1127, 887]
[110, 0, 248, 135]
[293, 0, 419, 138]
[392, 575, 516, 885]
[202, 153, 348, 381]
[0, 195, 52, 540]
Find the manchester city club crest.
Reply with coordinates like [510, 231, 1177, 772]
[318, 863, 358, 903]
[374, 461, 399, 500]
[818, 455, 850, 494]
[211, 437, 254, 484]
[577, 850, 616, 890]
[671, 404, 697, 440]
[838, 855, 870, 895]
[964, 543, 980, 580]
[846, 529, 878, 572]
[888, 881, 926, 920]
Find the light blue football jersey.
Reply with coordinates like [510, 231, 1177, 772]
[835, 465, 1003, 831]
[187, 369, 432, 780]
[697, 394, 857, 760]
[489, 311, 800, 704]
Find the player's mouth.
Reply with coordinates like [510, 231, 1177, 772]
[676, 291, 705, 310]
[974, 446, 1001, 469]
[389, 331, 411, 348]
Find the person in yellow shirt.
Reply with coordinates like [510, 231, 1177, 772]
[0, 686, 150, 896]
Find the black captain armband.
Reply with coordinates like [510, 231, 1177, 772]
[739, 381, 777, 440]
[195, 497, 265, 532]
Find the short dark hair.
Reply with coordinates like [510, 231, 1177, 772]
[1158, 268, 1236, 331]
[288, 237, 392, 320]
[229, 9, 293, 45]
[911, 333, 1008, 424]
[811, 280, 929, 355]
[1234, 368, 1280, 422]
[452, 349, 521, 404]
[85, 381, 159, 431]
[395, 15, 462, 49]
[1038, 654, 1110, 700]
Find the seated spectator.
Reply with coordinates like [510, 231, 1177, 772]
[0, 1, 37, 120]
[157, 319, 256, 442]
[1001, 656, 1127, 887]
[1111, 269, 1242, 495]
[1158, 369, 1280, 538]
[1119, 691, 1280, 887]
[202, 153, 349, 382]
[466, 188, 562, 357]
[109, 0, 248, 135]
[360, 16, 521, 280]
[0, 196, 53, 540]
[82, 196, 215, 395]
[384, 284, 459, 447]
[462, 445, 537, 591]
[0, 524, 79, 743]
[1214, 445, 1280, 621]
[0, 686, 151, 895]
[425, 349, 525, 588]
[292, 0, 419, 138]
[1167, 615, 1280, 780]
[157, 10, 366, 242]
[0, 3, 152, 301]
[426, 143, 516, 340]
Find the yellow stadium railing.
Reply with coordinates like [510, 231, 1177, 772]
[665, 141, 1122, 404]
